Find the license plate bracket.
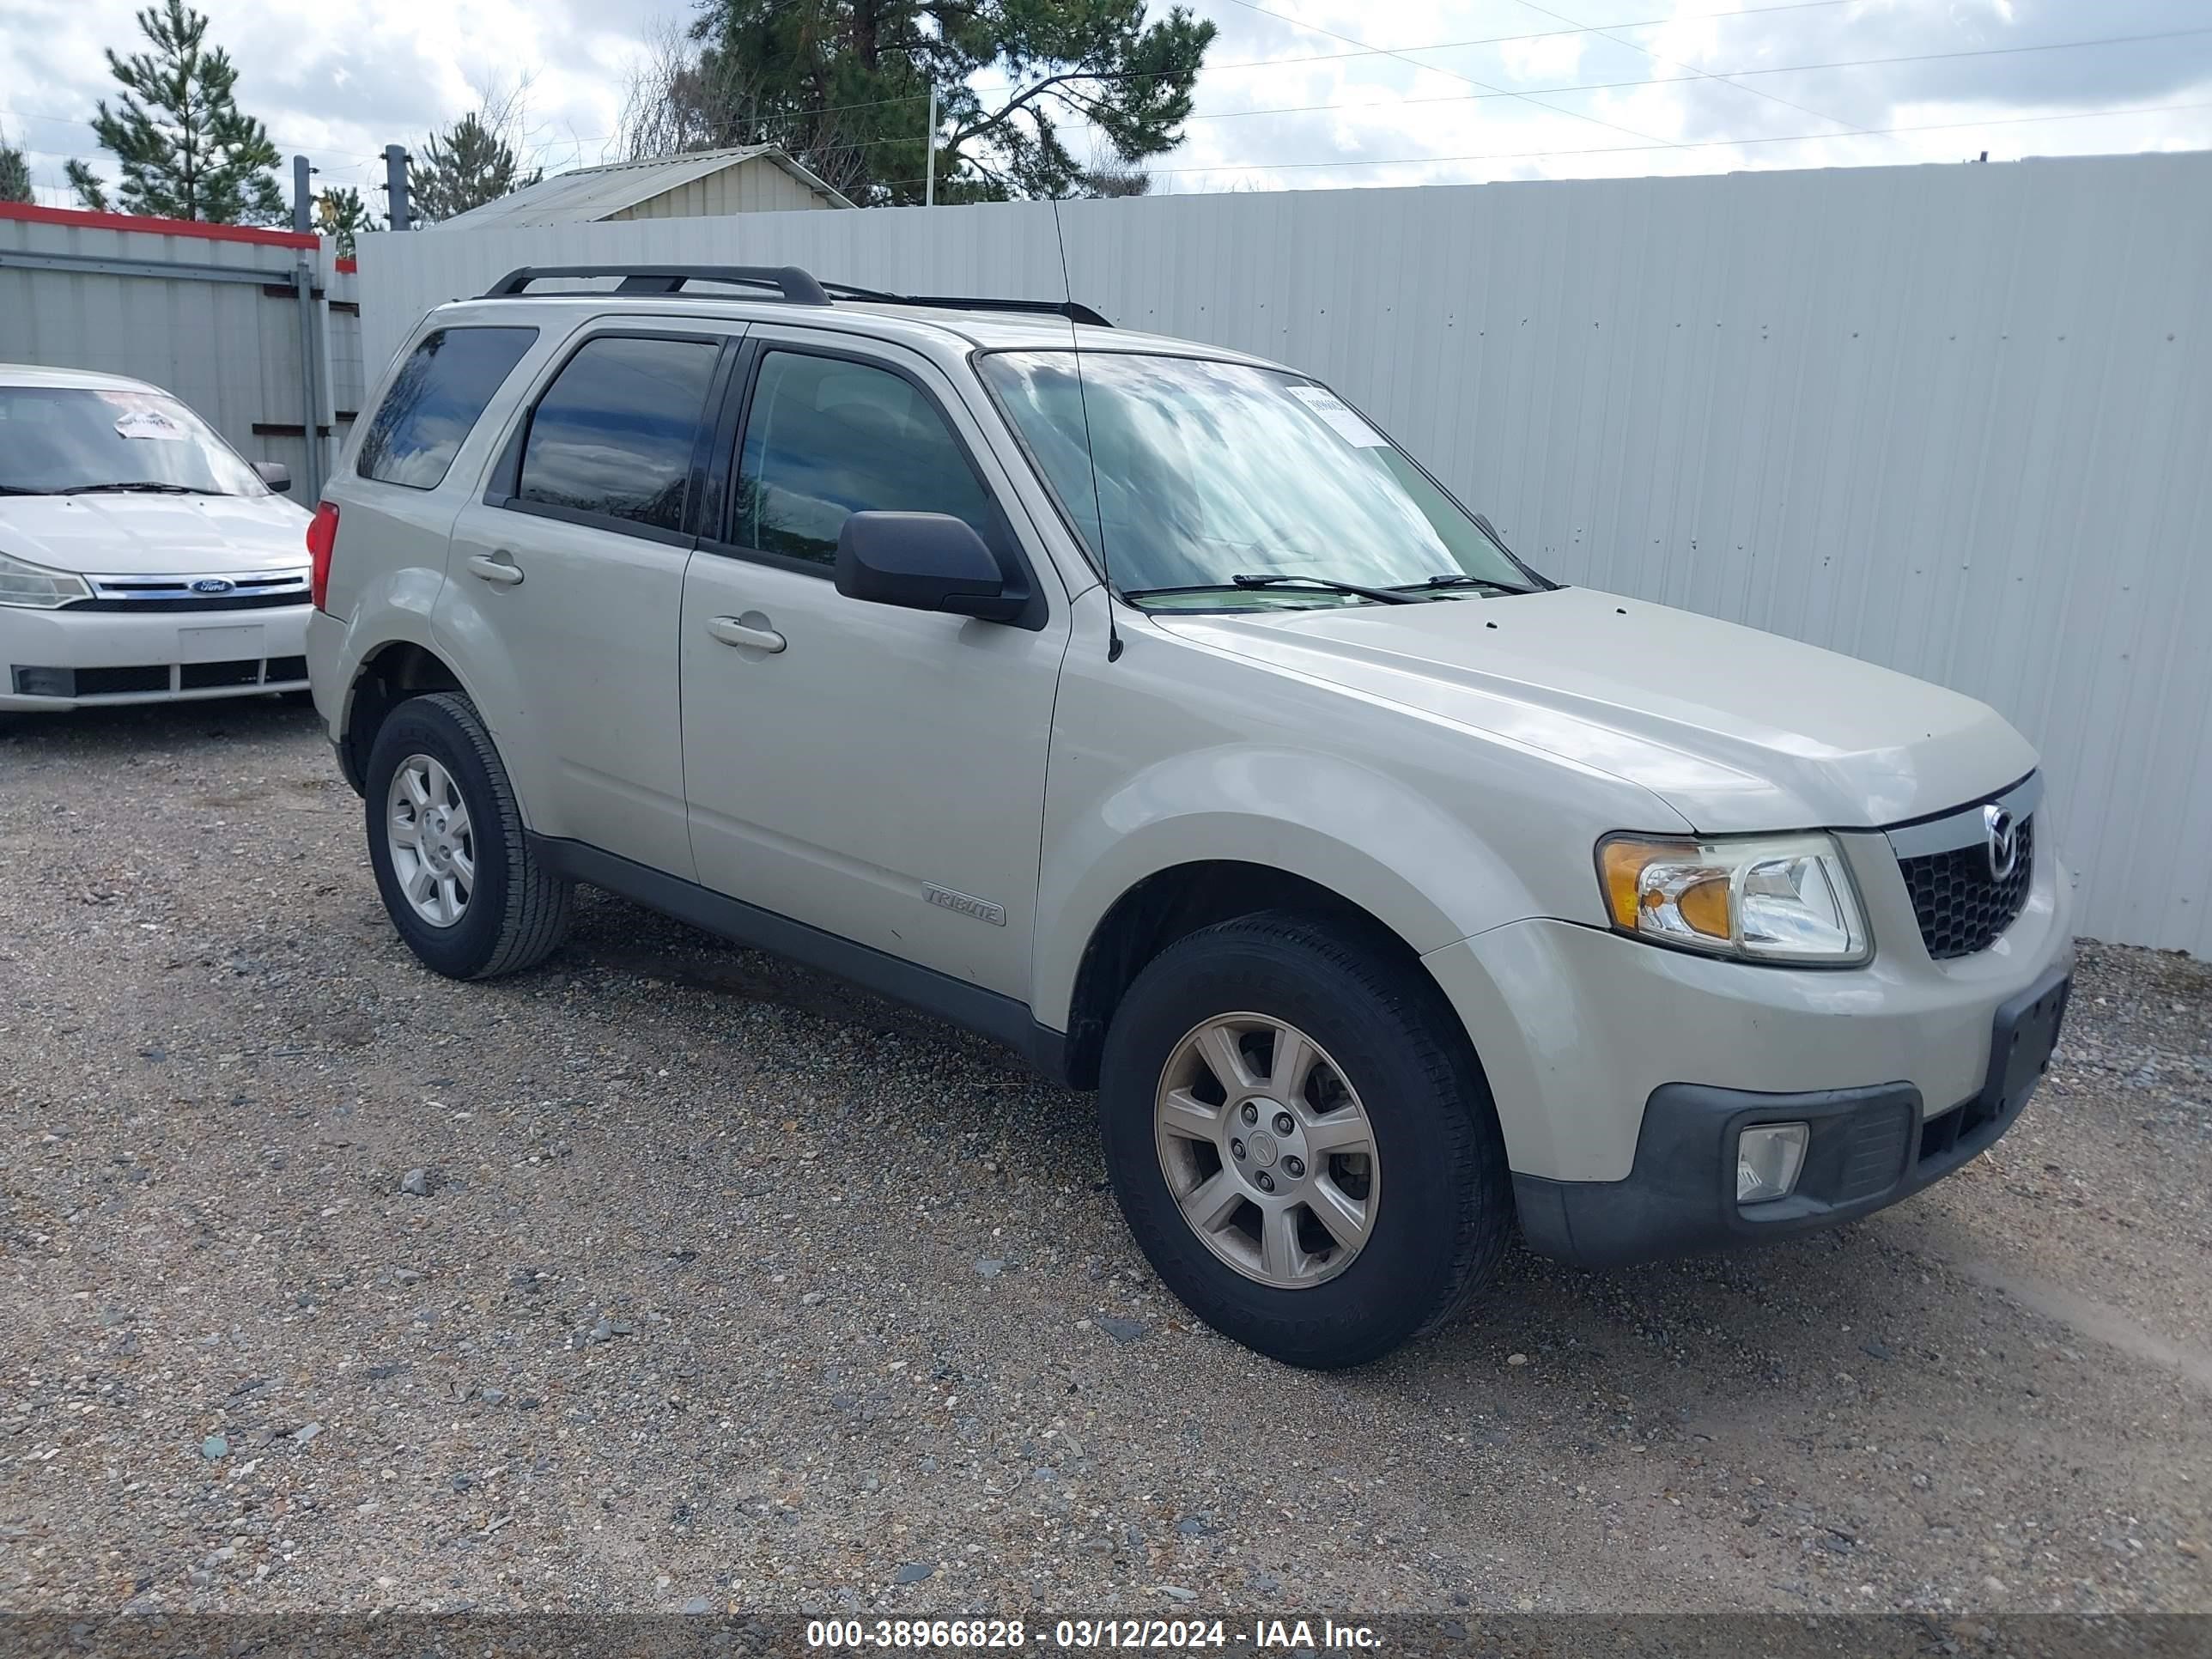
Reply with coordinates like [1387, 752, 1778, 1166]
[1978, 968, 2069, 1123]
[178, 623, 263, 664]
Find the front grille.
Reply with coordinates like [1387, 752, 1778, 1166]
[67, 569, 311, 613]
[1919, 1091, 2007, 1165]
[12, 657, 308, 698]
[1833, 1099, 1914, 1203]
[1899, 816, 2034, 959]
[67, 591, 309, 613]
[179, 659, 262, 690]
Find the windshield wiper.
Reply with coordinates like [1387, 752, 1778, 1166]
[1230, 573, 1419, 605]
[1391, 573, 1531, 595]
[57, 481, 213, 495]
[1121, 574, 1418, 606]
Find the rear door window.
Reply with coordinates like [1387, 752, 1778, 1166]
[356, 325, 537, 489]
[514, 336, 722, 534]
[732, 349, 999, 567]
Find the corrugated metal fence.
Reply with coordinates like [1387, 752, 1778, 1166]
[353, 152, 2212, 955]
[0, 204, 362, 494]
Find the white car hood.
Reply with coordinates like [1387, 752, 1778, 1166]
[1155, 586, 2037, 832]
[0, 492, 311, 576]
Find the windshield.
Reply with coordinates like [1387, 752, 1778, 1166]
[0, 386, 267, 497]
[977, 351, 1535, 607]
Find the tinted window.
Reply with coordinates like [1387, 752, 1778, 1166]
[515, 336, 720, 533]
[356, 326, 536, 489]
[733, 351, 996, 566]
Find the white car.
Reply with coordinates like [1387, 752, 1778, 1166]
[307, 266, 2073, 1369]
[0, 364, 313, 713]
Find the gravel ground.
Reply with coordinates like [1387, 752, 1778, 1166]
[1, 700, 2208, 1619]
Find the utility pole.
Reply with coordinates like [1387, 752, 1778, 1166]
[924, 83, 938, 207]
[289, 155, 326, 501]
[384, 143, 410, 231]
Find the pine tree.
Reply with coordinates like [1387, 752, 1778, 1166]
[70, 0, 284, 224]
[407, 112, 541, 225]
[637, 0, 1215, 205]
[314, 185, 379, 256]
[64, 160, 111, 210]
[0, 131, 33, 204]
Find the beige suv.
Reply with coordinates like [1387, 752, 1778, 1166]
[307, 264, 2073, 1368]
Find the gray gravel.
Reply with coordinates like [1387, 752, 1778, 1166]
[1, 701, 2208, 1616]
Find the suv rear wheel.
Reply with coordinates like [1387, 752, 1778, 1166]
[1098, 912, 1511, 1368]
[363, 692, 570, 979]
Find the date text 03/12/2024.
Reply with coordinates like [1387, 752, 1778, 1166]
[804, 1619, 1383, 1649]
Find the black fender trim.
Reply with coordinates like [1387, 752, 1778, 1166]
[526, 833, 1076, 1084]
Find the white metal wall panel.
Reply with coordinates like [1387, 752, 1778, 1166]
[0, 213, 359, 487]
[353, 152, 2212, 954]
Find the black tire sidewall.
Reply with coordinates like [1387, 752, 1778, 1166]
[363, 697, 517, 979]
[1100, 924, 1496, 1368]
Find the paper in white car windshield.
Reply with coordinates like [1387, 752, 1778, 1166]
[1286, 383, 1389, 448]
[114, 409, 187, 441]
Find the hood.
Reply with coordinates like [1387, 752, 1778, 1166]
[1154, 586, 2036, 832]
[0, 492, 312, 576]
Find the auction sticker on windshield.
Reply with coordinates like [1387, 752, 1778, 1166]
[113, 408, 187, 441]
[1285, 383, 1388, 447]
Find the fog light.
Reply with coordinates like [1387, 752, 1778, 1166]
[1736, 1122, 1808, 1204]
[11, 665, 75, 698]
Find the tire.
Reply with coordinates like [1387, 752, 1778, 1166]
[1098, 911, 1511, 1369]
[362, 691, 570, 980]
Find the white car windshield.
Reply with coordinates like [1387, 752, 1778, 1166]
[0, 386, 267, 498]
[978, 351, 1535, 607]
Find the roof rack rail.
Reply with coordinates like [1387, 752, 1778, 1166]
[481, 264, 831, 305]
[819, 283, 1114, 329]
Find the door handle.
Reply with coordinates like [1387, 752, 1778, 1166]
[465, 553, 524, 586]
[707, 615, 787, 653]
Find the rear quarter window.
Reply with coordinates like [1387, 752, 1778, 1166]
[514, 336, 721, 532]
[356, 325, 538, 490]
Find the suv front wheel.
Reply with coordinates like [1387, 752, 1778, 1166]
[1099, 912, 1512, 1369]
[363, 691, 571, 980]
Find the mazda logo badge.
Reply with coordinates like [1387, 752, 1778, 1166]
[1984, 804, 2020, 882]
[189, 577, 235, 595]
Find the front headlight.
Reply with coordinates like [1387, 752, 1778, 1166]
[0, 550, 92, 609]
[1598, 831, 1870, 964]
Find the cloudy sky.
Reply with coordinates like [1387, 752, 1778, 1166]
[2, 0, 2208, 210]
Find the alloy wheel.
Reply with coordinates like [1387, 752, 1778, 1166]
[386, 753, 476, 927]
[1153, 1012, 1380, 1288]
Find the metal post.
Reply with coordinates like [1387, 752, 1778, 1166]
[290, 155, 325, 501]
[924, 83, 938, 207]
[385, 143, 410, 231]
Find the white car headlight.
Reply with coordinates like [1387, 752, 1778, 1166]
[1598, 831, 1870, 964]
[0, 550, 92, 609]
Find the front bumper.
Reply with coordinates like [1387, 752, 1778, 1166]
[1513, 966, 2070, 1265]
[0, 601, 310, 711]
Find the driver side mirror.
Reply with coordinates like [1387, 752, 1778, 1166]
[253, 460, 292, 494]
[835, 511, 1024, 623]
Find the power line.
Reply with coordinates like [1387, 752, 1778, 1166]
[862, 92, 2212, 190]
[1167, 24, 2212, 127]
[1215, 0, 1684, 149]
[550, 24, 2212, 168]
[964, 0, 1870, 97]
[497, 0, 1874, 161]
[1502, 0, 1869, 136]
[0, 105, 374, 167]
[1133, 95, 2212, 181]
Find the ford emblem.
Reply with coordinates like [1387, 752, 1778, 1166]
[190, 577, 235, 595]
